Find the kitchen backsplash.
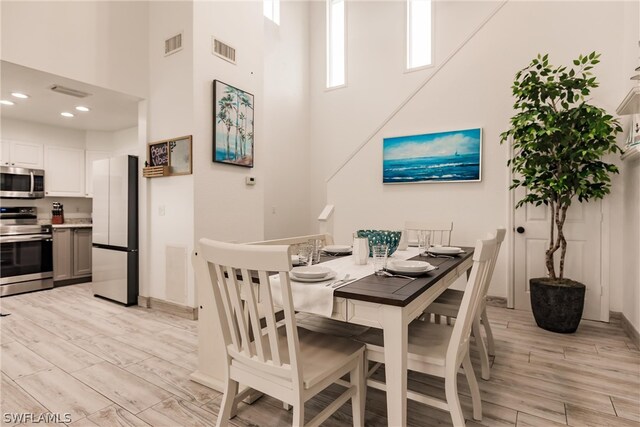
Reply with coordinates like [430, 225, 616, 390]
[1, 197, 93, 219]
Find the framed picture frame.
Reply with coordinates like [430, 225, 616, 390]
[213, 80, 255, 168]
[382, 128, 482, 184]
[146, 135, 192, 176]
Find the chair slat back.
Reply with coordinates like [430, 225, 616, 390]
[404, 221, 454, 246]
[196, 239, 302, 386]
[446, 236, 497, 365]
[479, 228, 506, 301]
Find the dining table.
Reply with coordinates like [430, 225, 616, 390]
[300, 246, 475, 426]
[191, 245, 474, 427]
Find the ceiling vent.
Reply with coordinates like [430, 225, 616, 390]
[50, 85, 91, 98]
[165, 32, 183, 56]
[212, 38, 236, 64]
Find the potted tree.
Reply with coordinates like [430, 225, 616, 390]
[501, 52, 622, 333]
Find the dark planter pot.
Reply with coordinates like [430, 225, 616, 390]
[530, 278, 586, 333]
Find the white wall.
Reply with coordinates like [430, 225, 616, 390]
[144, 0, 195, 307]
[1, 1, 149, 98]
[192, 1, 265, 246]
[263, 1, 312, 239]
[85, 127, 137, 155]
[309, 1, 634, 301]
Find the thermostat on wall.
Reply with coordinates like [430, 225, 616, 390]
[246, 176, 256, 185]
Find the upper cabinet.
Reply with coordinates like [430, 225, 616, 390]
[85, 150, 111, 198]
[44, 146, 85, 197]
[0, 140, 44, 169]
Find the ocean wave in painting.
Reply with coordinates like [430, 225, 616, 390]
[383, 153, 480, 183]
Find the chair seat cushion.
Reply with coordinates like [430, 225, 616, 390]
[356, 320, 453, 367]
[242, 327, 364, 389]
[434, 288, 463, 304]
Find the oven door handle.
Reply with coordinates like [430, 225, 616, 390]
[0, 234, 53, 243]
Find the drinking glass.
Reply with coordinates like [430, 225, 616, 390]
[297, 244, 313, 266]
[372, 244, 389, 276]
[417, 231, 431, 255]
[308, 239, 323, 265]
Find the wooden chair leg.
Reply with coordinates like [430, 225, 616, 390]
[481, 307, 495, 357]
[472, 317, 490, 380]
[216, 379, 239, 427]
[462, 353, 482, 421]
[351, 354, 365, 427]
[444, 366, 465, 427]
[292, 401, 305, 427]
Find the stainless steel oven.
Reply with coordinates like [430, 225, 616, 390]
[0, 166, 45, 199]
[0, 207, 53, 296]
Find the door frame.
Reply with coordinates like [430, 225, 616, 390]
[507, 143, 611, 321]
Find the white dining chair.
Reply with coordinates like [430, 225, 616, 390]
[196, 239, 366, 427]
[404, 220, 454, 246]
[356, 235, 498, 427]
[425, 228, 505, 380]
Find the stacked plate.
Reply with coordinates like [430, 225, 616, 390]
[322, 245, 352, 255]
[290, 266, 336, 282]
[386, 260, 436, 277]
[426, 246, 465, 256]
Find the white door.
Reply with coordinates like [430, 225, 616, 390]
[84, 150, 110, 197]
[44, 146, 85, 197]
[11, 141, 44, 169]
[513, 190, 604, 321]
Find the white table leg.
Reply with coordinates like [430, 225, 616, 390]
[382, 305, 407, 427]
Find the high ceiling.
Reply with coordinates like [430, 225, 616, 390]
[0, 61, 141, 132]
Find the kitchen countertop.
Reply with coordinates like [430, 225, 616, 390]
[51, 223, 93, 229]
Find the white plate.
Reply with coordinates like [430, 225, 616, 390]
[290, 271, 337, 283]
[386, 264, 436, 276]
[428, 246, 464, 255]
[322, 245, 352, 254]
[291, 265, 333, 279]
[387, 260, 432, 273]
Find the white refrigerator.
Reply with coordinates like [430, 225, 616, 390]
[91, 155, 138, 305]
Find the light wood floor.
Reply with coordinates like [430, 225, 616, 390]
[1, 283, 638, 427]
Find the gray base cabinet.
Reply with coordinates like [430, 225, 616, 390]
[53, 227, 92, 282]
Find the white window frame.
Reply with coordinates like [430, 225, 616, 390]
[326, 0, 347, 90]
[264, 0, 280, 25]
[405, 0, 434, 73]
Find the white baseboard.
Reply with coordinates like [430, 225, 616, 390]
[137, 296, 198, 320]
[610, 311, 640, 349]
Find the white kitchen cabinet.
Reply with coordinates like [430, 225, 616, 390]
[84, 150, 111, 197]
[0, 140, 44, 169]
[44, 146, 85, 197]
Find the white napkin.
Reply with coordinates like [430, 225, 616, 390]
[268, 249, 418, 317]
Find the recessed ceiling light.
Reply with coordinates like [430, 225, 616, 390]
[60, 112, 74, 118]
[11, 92, 29, 99]
[75, 106, 90, 112]
[0, 100, 15, 106]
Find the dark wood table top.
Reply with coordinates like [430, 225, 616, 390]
[324, 247, 475, 307]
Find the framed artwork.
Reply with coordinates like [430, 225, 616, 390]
[213, 80, 255, 168]
[146, 135, 192, 176]
[383, 128, 482, 184]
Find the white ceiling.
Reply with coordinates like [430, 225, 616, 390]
[0, 61, 141, 132]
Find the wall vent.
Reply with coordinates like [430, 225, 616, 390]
[165, 33, 183, 56]
[212, 38, 236, 64]
[50, 85, 91, 98]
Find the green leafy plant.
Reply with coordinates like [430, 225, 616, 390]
[500, 52, 622, 281]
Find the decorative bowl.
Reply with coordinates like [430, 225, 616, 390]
[356, 230, 402, 256]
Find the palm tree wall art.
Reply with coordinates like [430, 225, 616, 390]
[213, 80, 255, 167]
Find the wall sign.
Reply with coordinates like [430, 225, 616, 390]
[146, 135, 193, 177]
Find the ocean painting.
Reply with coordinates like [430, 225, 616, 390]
[383, 128, 482, 184]
[213, 80, 255, 168]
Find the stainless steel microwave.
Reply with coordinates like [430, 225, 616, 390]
[0, 166, 45, 199]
